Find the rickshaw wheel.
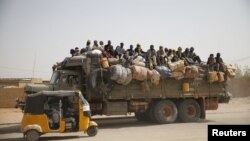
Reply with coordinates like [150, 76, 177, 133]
[25, 130, 40, 141]
[87, 126, 98, 137]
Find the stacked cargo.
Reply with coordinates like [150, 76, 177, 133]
[155, 66, 172, 79]
[184, 65, 199, 79]
[59, 49, 237, 87]
[97, 51, 237, 86]
[226, 64, 236, 77]
[151, 70, 161, 85]
[109, 65, 132, 85]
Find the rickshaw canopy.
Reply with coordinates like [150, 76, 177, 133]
[24, 90, 80, 114]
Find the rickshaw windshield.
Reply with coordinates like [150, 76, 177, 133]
[78, 93, 89, 106]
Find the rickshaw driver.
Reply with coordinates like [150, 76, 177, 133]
[62, 97, 76, 117]
[47, 98, 60, 129]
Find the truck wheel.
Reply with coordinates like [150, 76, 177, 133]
[25, 130, 40, 141]
[153, 100, 178, 124]
[87, 126, 98, 137]
[135, 110, 152, 122]
[135, 112, 147, 121]
[178, 99, 201, 122]
[147, 103, 157, 123]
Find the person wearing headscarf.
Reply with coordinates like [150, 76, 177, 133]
[99, 41, 104, 50]
[127, 45, 135, 56]
[92, 40, 103, 51]
[70, 48, 75, 57]
[104, 40, 114, 57]
[189, 47, 201, 64]
[156, 46, 166, 65]
[115, 42, 126, 58]
[182, 48, 194, 65]
[171, 50, 179, 62]
[74, 47, 80, 56]
[176, 46, 184, 60]
[207, 54, 216, 71]
[146, 45, 157, 69]
[85, 40, 92, 51]
[215, 53, 225, 71]
[134, 44, 145, 58]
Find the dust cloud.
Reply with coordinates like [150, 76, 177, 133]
[228, 77, 250, 97]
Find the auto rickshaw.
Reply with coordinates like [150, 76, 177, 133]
[21, 90, 98, 141]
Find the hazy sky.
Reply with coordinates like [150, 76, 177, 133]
[0, 0, 250, 80]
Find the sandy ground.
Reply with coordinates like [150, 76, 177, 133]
[0, 97, 249, 141]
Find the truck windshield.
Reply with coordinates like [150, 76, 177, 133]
[50, 71, 60, 84]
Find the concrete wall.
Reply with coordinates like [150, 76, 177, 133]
[0, 88, 24, 108]
[0, 78, 43, 88]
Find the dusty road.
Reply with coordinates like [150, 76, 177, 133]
[0, 97, 249, 141]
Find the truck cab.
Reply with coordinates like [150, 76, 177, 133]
[24, 70, 82, 94]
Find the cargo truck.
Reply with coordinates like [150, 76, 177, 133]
[18, 55, 231, 124]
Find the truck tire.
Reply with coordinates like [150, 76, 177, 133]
[153, 100, 178, 124]
[135, 103, 156, 122]
[88, 68, 113, 95]
[178, 99, 201, 122]
[135, 112, 147, 121]
[147, 103, 157, 123]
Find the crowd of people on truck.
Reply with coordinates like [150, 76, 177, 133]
[68, 40, 225, 72]
[51, 39, 236, 91]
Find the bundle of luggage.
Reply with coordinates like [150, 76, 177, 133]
[226, 64, 236, 77]
[109, 65, 132, 85]
[80, 49, 236, 85]
[108, 65, 160, 86]
[98, 56, 201, 86]
[61, 49, 237, 86]
[207, 71, 225, 83]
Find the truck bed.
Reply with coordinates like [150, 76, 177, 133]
[103, 78, 226, 100]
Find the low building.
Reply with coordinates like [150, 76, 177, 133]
[0, 78, 43, 88]
[0, 78, 45, 108]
